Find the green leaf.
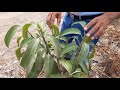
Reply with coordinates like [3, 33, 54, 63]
[72, 36, 81, 44]
[60, 44, 77, 57]
[90, 42, 95, 48]
[35, 33, 40, 38]
[72, 71, 87, 78]
[22, 23, 32, 38]
[70, 49, 79, 72]
[60, 28, 81, 37]
[38, 42, 46, 50]
[71, 68, 87, 78]
[71, 21, 86, 38]
[59, 37, 67, 43]
[20, 37, 33, 47]
[17, 36, 23, 47]
[71, 21, 87, 28]
[73, 36, 79, 40]
[16, 47, 22, 60]
[47, 41, 52, 48]
[50, 24, 59, 36]
[60, 60, 73, 74]
[88, 42, 95, 60]
[78, 42, 89, 74]
[37, 22, 45, 31]
[79, 72, 87, 78]
[47, 35, 60, 57]
[44, 54, 58, 77]
[71, 68, 81, 75]
[26, 54, 37, 74]
[59, 37, 67, 48]
[37, 23, 41, 33]
[60, 43, 66, 48]
[20, 38, 39, 69]
[49, 74, 66, 78]
[27, 51, 44, 78]
[83, 36, 92, 44]
[89, 47, 95, 60]
[84, 58, 90, 70]
[40, 22, 45, 30]
[78, 42, 89, 61]
[79, 61, 89, 75]
[72, 73, 80, 78]
[4, 25, 20, 47]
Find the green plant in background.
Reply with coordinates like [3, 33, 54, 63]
[4, 21, 95, 78]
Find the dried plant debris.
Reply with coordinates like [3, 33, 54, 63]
[90, 19, 120, 78]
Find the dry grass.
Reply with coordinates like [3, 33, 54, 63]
[91, 19, 120, 78]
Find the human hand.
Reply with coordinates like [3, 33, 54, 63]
[84, 13, 118, 40]
[46, 12, 62, 28]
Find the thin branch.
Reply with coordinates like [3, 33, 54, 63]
[28, 31, 34, 38]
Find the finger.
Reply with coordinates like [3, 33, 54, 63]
[93, 24, 108, 39]
[84, 18, 98, 31]
[86, 22, 101, 37]
[46, 13, 52, 27]
[57, 15, 61, 26]
[50, 12, 56, 25]
[91, 27, 104, 40]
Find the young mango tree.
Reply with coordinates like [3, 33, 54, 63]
[4, 21, 95, 78]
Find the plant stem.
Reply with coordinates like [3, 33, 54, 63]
[40, 28, 52, 57]
[39, 41, 47, 51]
[56, 58, 63, 71]
[40, 26, 63, 72]
[28, 31, 34, 38]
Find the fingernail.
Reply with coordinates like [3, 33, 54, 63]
[91, 37, 94, 40]
[84, 27, 87, 31]
[86, 34, 90, 37]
